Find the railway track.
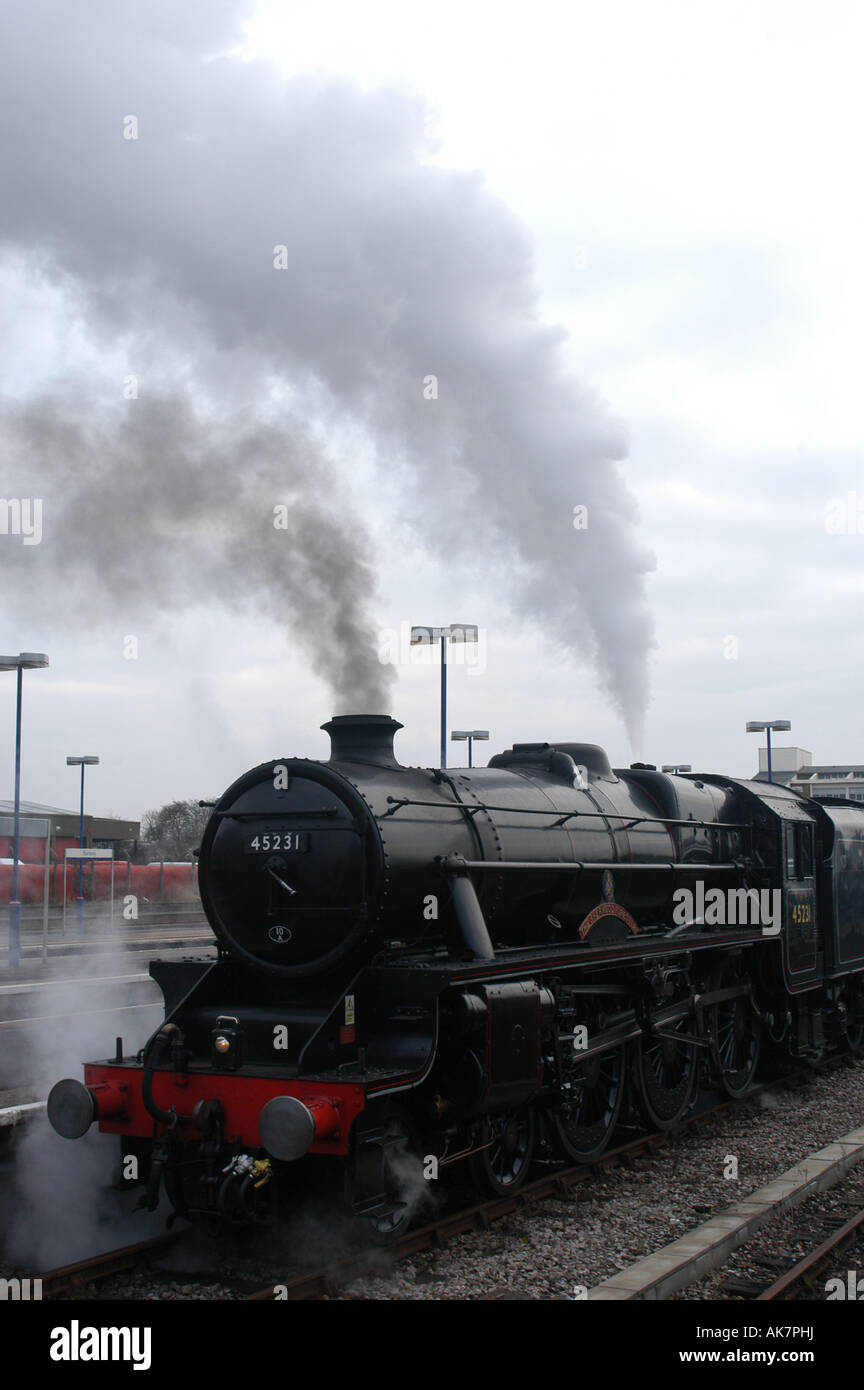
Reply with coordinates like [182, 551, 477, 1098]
[756, 1205, 864, 1301]
[37, 1057, 854, 1302]
[700, 1160, 864, 1302]
[40, 1232, 183, 1299]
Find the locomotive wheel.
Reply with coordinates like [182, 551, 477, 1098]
[710, 993, 760, 1097]
[635, 1016, 697, 1129]
[345, 1110, 427, 1245]
[550, 1044, 626, 1163]
[470, 1105, 536, 1197]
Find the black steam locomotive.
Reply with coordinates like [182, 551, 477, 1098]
[48, 715, 864, 1236]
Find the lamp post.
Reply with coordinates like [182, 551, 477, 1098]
[661, 764, 692, 774]
[1, 653, 49, 968]
[66, 756, 99, 935]
[410, 625, 478, 767]
[451, 729, 489, 769]
[746, 720, 791, 784]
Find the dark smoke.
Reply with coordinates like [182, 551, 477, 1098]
[0, 391, 393, 712]
[0, 0, 654, 743]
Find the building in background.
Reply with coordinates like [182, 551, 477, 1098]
[0, 799, 140, 862]
[791, 765, 864, 802]
[753, 747, 812, 787]
[753, 748, 864, 802]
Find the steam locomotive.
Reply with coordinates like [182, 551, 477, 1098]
[48, 715, 864, 1237]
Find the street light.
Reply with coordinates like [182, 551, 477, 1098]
[410, 625, 478, 767]
[746, 720, 791, 785]
[451, 729, 489, 769]
[661, 764, 692, 774]
[0, 653, 49, 967]
[66, 755, 99, 936]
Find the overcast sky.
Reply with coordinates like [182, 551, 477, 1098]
[1, 0, 862, 822]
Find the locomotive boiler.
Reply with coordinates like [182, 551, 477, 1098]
[48, 715, 864, 1237]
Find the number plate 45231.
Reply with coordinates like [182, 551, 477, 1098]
[244, 832, 309, 853]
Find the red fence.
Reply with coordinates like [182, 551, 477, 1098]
[0, 860, 199, 904]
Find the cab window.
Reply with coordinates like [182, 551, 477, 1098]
[797, 823, 814, 878]
[785, 823, 814, 879]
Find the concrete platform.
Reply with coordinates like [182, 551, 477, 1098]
[588, 1124, 864, 1300]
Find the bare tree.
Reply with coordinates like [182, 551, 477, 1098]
[141, 799, 213, 863]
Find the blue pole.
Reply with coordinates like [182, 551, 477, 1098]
[77, 761, 85, 935]
[766, 728, 773, 785]
[9, 664, 23, 968]
[440, 632, 448, 769]
[467, 735, 473, 769]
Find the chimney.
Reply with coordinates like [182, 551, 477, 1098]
[321, 714, 404, 767]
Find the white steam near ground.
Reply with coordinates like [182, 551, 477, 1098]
[1, 941, 168, 1270]
[3, 1120, 168, 1272]
[0, 0, 654, 747]
[0, 920, 437, 1272]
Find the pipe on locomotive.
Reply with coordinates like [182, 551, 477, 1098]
[438, 854, 496, 959]
[141, 1024, 184, 1128]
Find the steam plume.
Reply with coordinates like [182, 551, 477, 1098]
[0, 392, 392, 712]
[0, 0, 654, 741]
